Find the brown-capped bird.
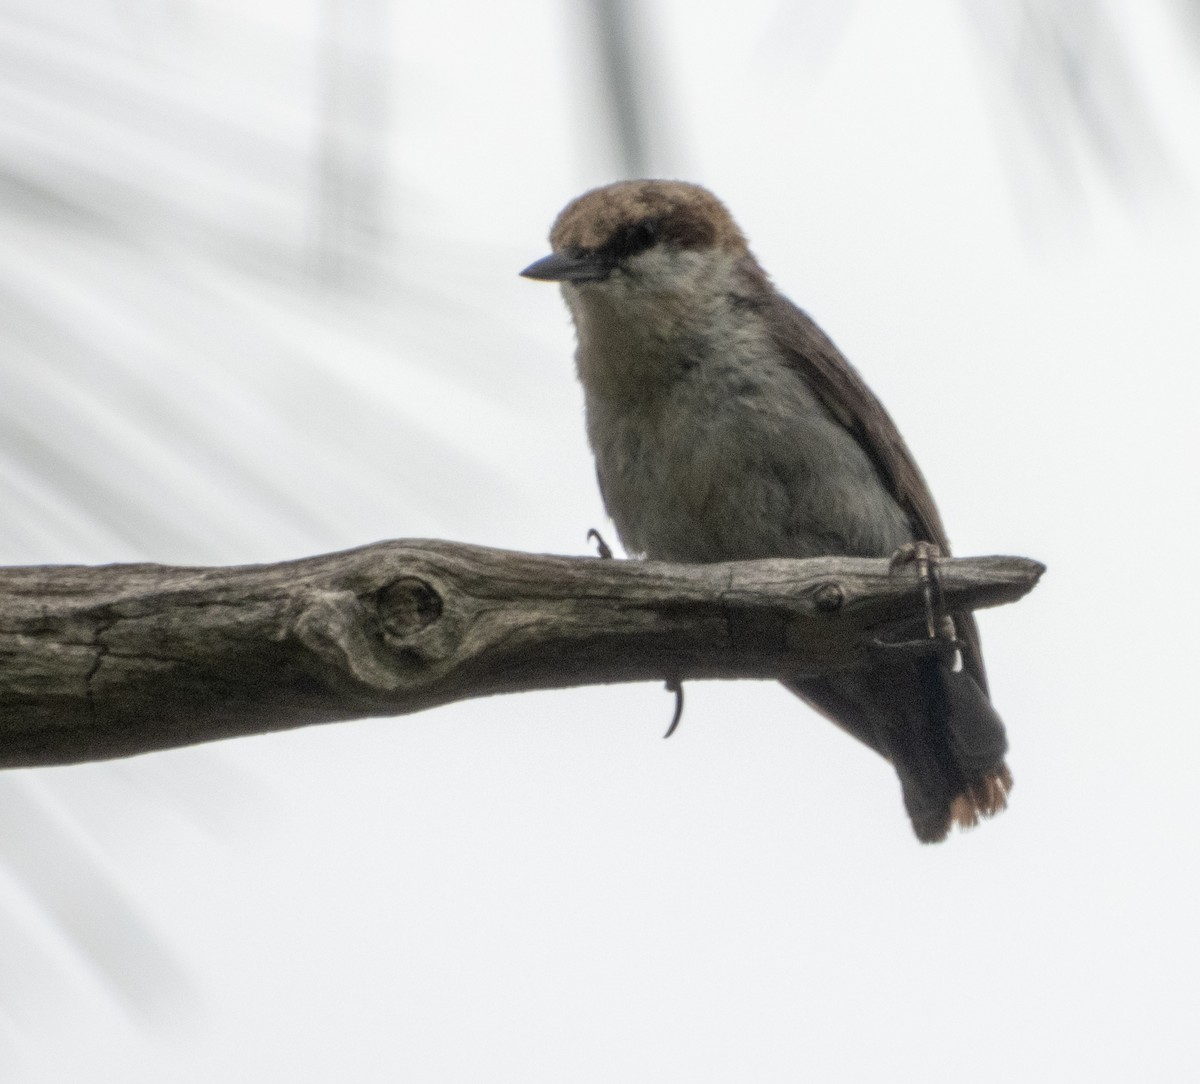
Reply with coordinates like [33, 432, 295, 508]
[522, 180, 1010, 842]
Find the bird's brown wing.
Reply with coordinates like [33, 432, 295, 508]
[763, 292, 989, 694]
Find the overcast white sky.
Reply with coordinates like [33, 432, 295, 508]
[2, 2, 1199, 1081]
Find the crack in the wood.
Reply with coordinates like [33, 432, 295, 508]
[714, 569, 830, 661]
[84, 612, 117, 725]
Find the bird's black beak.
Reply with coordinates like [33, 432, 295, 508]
[519, 250, 612, 283]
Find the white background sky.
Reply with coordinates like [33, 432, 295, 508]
[2, 2, 1199, 1081]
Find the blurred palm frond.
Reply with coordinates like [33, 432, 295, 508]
[0, 0, 514, 1023]
[961, 0, 1171, 207]
[0, 778, 185, 1017]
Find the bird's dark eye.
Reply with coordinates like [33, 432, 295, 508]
[605, 219, 658, 261]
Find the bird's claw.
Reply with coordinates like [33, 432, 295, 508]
[587, 528, 614, 560]
[868, 635, 965, 667]
[662, 679, 684, 738]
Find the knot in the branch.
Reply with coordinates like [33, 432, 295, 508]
[813, 582, 844, 612]
[375, 577, 442, 638]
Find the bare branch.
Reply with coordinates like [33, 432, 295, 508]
[0, 540, 1043, 768]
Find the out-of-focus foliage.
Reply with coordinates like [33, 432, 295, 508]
[0, 0, 524, 1022]
[962, 0, 1171, 213]
[0, 0, 520, 570]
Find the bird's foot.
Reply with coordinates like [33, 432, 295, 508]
[587, 528, 614, 559]
[889, 541, 944, 639]
[587, 527, 685, 736]
[882, 541, 962, 668]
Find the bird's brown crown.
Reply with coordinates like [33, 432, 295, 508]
[549, 180, 748, 259]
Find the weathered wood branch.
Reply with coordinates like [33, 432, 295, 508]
[0, 540, 1043, 769]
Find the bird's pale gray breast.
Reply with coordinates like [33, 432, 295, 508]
[580, 325, 915, 564]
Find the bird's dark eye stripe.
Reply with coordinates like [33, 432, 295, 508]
[600, 219, 659, 261]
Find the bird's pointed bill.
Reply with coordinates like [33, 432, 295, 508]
[519, 251, 611, 283]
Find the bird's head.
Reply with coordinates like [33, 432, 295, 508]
[521, 180, 752, 302]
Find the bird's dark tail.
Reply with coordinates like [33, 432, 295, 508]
[785, 656, 1011, 843]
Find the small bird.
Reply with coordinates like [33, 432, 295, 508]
[521, 180, 1010, 842]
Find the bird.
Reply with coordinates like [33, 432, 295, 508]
[521, 180, 1010, 843]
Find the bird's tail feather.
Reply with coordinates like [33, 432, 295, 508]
[785, 658, 1010, 843]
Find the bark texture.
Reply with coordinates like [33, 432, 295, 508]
[0, 540, 1043, 768]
